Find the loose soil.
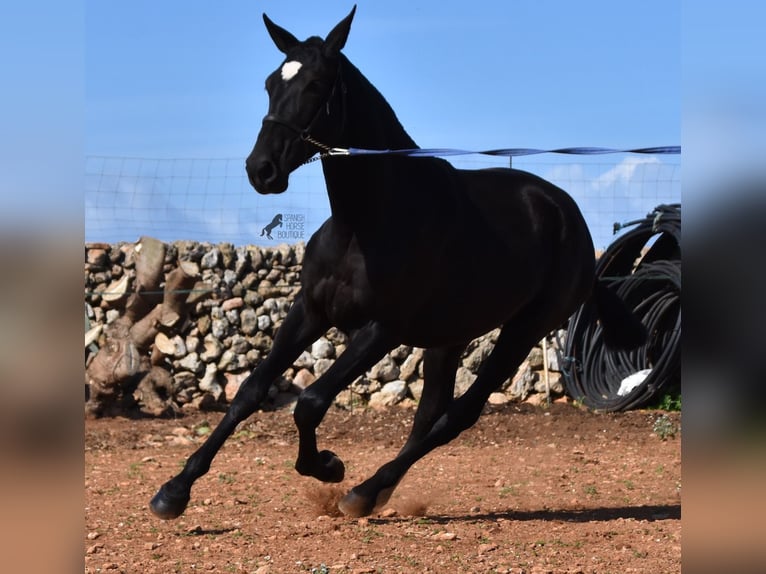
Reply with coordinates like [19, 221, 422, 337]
[85, 401, 681, 573]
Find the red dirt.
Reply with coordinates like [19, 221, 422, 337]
[85, 401, 681, 573]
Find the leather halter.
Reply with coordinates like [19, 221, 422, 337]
[261, 61, 346, 154]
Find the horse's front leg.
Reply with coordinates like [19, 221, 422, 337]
[149, 295, 327, 520]
[293, 321, 394, 482]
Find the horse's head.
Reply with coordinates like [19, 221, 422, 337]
[246, 6, 356, 194]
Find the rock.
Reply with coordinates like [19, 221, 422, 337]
[196, 315, 211, 336]
[178, 352, 202, 374]
[488, 392, 509, 405]
[211, 317, 230, 339]
[200, 248, 220, 270]
[527, 346, 544, 369]
[240, 307, 258, 335]
[155, 333, 186, 358]
[464, 340, 493, 372]
[293, 350, 315, 369]
[399, 348, 423, 381]
[408, 380, 424, 401]
[311, 337, 335, 360]
[222, 269, 238, 288]
[533, 372, 563, 395]
[228, 334, 250, 354]
[86, 247, 109, 269]
[390, 345, 412, 361]
[221, 297, 243, 311]
[368, 380, 407, 408]
[313, 358, 334, 378]
[224, 371, 250, 402]
[507, 367, 537, 401]
[199, 363, 222, 399]
[368, 355, 399, 383]
[454, 366, 476, 397]
[545, 345, 560, 371]
[292, 368, 315, 390]
[257, 315, 272, 331]
[218, 349, 245, 372]
[200, 334, 224, 362]
[173, 371, 197, 389]
[350, 376, 380, 395]
[101, 274, 131, 304]
[526, 393, 548, 406]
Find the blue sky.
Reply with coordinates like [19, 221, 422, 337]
[86, 1, 680, 156]
[84, 1, 682, 248]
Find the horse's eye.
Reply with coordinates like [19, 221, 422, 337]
[306, 80, 324, 94]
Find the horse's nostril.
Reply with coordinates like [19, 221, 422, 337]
[257, 161, 276, 183]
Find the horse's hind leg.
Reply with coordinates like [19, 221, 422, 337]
[338, 314, 550, 518]
[400, 344, 465, 452]
[149, 295, 327, 520]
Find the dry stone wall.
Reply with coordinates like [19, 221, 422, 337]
[85, 239, 567, 416]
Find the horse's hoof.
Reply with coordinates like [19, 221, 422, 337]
[149, 484, 190, 520]
[338, 489, 374, 518]
[316, 449, 345, 483]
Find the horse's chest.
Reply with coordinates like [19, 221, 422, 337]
[303, 259, 376, 330]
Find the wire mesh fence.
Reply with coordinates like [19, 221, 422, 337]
[85, 153, 680, 250]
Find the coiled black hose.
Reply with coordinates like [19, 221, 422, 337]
[561, 204, 681, 411]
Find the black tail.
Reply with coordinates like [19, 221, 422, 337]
[592, 280, 647, 350]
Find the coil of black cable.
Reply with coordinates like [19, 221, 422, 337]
[561, 203, 681, 412]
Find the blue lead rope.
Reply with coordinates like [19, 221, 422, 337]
[331, 145, 681, 158]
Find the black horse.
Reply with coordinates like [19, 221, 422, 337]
[151, 6, 644, 520]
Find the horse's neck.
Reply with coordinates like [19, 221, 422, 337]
[322, 56, 418, 228]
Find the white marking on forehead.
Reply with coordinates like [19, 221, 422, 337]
[281, 60, 303, 81]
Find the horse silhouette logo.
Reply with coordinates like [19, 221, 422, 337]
[260, 213, 283, 239]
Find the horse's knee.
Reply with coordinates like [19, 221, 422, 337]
[293, 387, 329, 430]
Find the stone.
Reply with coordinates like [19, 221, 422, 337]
[211, 317, 230, 339]
[240, 307, 258, 335]
[224, 371, 250, 402]
[545, 345, 560, 371]
[222, 269, 238, 287]
[178, 352, 202, 374]
[508, 367, 538, 401]
[408, 380, 424, 402]
[311, 337, 335, 360]
[199, 363, 222, 400]
[200, 334, 224, 362]
[293, 351, 315, 369]
[221, 297, 243, 311]
[488, 392, 509, 405]
[313, 358, 334, 378]
[454, 366, 476, 397]
[228, 334, 250, 354]
[533, 372, 563, 395]
[292, 368, 315, 390]
[367, 355, 399, 383]
[390, 344, 412, 361]
[218, 349, 245, 372]
[464, 340, 493, 372]
[368, 380, 407, 408]
[257, 315, 272, 332]
[155, 333, 186, 358]
[101, 274, 131, 304]
[527, 346, 544, 369]
[399, 348, 423, 381]
[200, 248, 220, 270]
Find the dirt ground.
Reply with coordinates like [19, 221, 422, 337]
[84, 401, 681, 573]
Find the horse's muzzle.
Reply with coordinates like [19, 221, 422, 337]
[246, 155, 288, 194]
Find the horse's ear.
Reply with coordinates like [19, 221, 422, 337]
[324, 5, 356, 57]
[263, 13, 300, 54]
